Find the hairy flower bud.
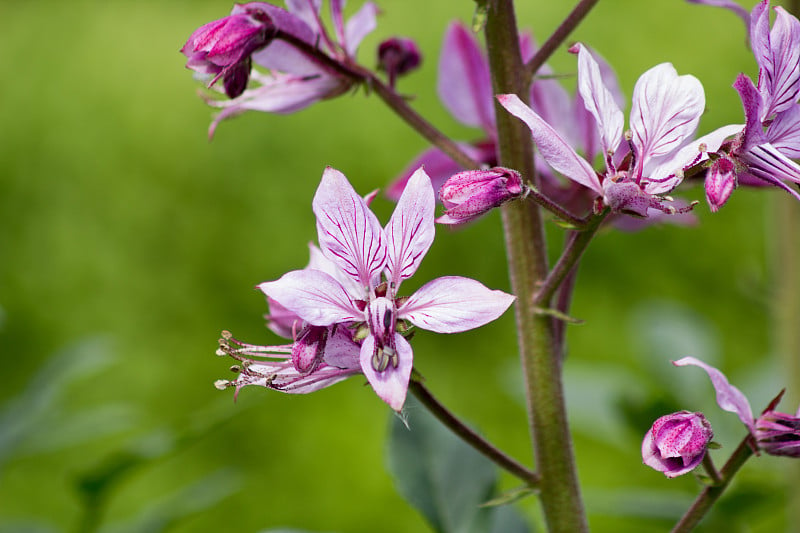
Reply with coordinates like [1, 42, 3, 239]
[437, 168, 523, 225]
[642, 411, 713, 478]
[755, 409, 800, 457]
[181, 7, 275, 97]
[704, 155, 737, 212]
[378, 37, 422, 87]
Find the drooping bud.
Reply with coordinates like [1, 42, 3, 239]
[377, 37, 422, 87]
[755, 409, 800, 457]
[704, 155, 737, 212]
[642, 411, 714, 478]
[181, 7, 276, 97]
[437, 167, 523, 225]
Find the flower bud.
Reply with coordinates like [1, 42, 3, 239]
[377, 37, 422, 87]
[704, 155, 737, 212]
[181, 7, 275, 97]
[642, 411, 713, 478]
[755, 409, 800, 457]
[436, 168, 523, 225]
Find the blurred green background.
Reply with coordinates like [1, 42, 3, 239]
[2, 0, 798, 531]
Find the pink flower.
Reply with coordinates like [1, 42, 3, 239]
[184, 1, 379, 138]
[642, 411, 714, 478]
[257, 167, 515, 410]
[437, 167, 524, 225]
[181, 5, 276, 98]
[498, 43, 737, 218]
[691, 1, 800, 207]
[674, 357, 800, 457]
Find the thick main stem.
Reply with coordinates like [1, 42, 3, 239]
[484, 1, 587, 531]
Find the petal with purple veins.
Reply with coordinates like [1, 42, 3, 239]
[360, 334, 413, 411]
[498, 94, 602, 194]
[313, 167, 388, 288]
[258, 269, 362, 326]
[385, 167, 435, 288]
[398, 276, 515, 334]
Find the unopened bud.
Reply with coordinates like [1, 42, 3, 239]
[437, 167, 523, 225]
[642, 411, 713, 478]
[377, 37, 422, 87]
[755, 409, 800, 457]
[704, 155, 737, 213]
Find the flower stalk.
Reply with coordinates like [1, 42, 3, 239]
[485, 0, 588, 530]
[409, 379, 539, 486]
[671, 435, 755, 533]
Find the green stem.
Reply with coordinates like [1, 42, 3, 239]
[409, 379, 539, 486]
[273, 30, 481, 170]
[671, 436, 755, 533]
[534, 212, 606, 306]
[485, 1, 588, 531]
[523, 0, 600, 85]
[368, 76, 482, 170]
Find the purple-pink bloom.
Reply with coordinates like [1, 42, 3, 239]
[185, 1, 378, 138]
[674, 356, 800, 457]
[181, 5, 276, 98]
[498, 43, 737, 218]
[258, 167, 515, 411]
[437, 167, 524, 225]
[642, 411, 714, 478]
[694, 1, 800, 207]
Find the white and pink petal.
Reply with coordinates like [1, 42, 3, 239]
[385, 167, 435, 288]
[258, 269, 361, 326]
[359, 334, 413, 412]
[398, 276, 515, 334]
[313, 167, 388, 289]
[498, 94, 602, 194]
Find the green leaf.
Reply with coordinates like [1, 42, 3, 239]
[387, 396, 530, 533]
[481, 486, 537, 508]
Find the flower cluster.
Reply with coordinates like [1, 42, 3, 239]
[698, 0, 800, 210]
[643, 356, 800, 478]
[182, 1, 378, 137]
[216, 167, 515, 411]
[499, 44, 737, 219]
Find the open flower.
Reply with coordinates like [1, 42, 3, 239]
[690, 0, 800, 209]
[257, 167, 514, 410]
[386, 23, 620, 214]
[642, 411, 714, 478]
[499, 44, 737, 218]
[674, 356, 800, 457]
[183, 1, 378, 137]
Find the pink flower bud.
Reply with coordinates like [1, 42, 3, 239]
[704, 156, 737, 212]
[181, 7, 275, 97]
[437, 168, 523, 225]
[755, 409, 800, 457]
[642, 411, 713, 478]
[377, 37, 422, 87]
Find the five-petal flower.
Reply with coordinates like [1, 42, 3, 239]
[499, 44, 738, 218]
[257, 167, 515, 410]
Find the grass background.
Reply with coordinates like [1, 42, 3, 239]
[0, 0, 797, 531]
